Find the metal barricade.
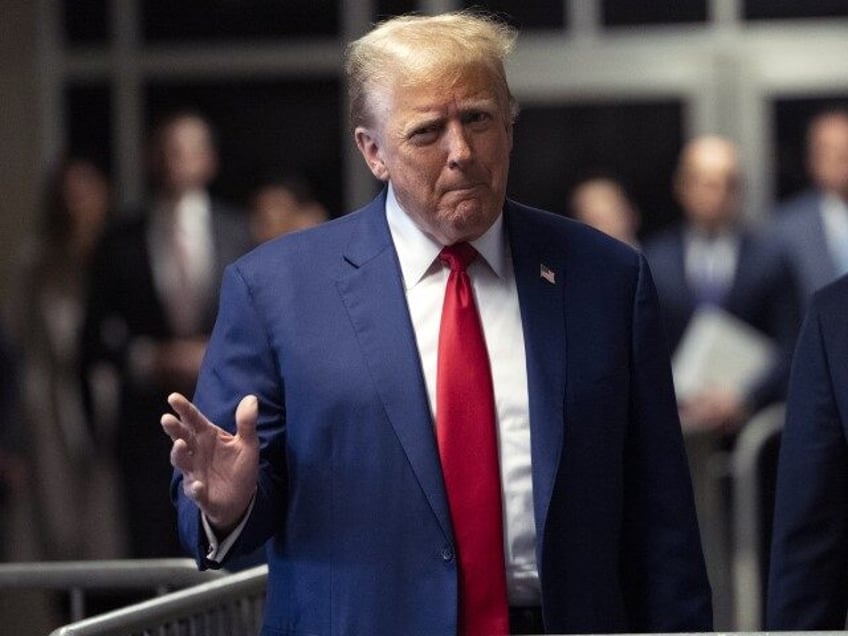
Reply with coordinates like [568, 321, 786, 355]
[730, 403, 785, 631]
[0, 559, 226, 622]
[49, 564, 268, 636]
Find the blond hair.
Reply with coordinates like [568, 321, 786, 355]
[345, 11, 519, 132]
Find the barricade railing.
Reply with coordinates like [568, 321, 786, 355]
[49, 564, 268, 636]
[0, 558, 226, 623]
[730, 402, 785, 631]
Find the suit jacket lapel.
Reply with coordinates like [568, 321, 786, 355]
[504, 202, 567, 544]
[335, 193, 454, 542]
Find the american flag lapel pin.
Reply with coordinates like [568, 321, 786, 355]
[540, 263, 556, 285]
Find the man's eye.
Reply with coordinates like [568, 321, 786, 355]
[409, 126, 439, 143]
[465, 111, 492, 125]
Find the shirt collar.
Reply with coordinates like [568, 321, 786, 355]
[822, 192, 848, 217]
[385, 183, 507, 290]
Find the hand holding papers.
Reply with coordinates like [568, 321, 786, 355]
[673, 306, 776, 433]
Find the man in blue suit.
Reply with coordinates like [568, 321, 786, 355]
[161, 11, 711, 635]
[772, 109, 848, 308]
[768, 273, 848, 629]
[643, 136, 799, 627]
[644, 136, 799, 433]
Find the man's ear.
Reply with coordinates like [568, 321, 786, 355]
[355, 127, 389, 181]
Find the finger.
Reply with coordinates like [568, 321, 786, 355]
[167, 392, 211, 433]
[170, 438, 196, 472]
[161, 412, 192, 442]
[235, 394, 259, 443]
[182, 477, 206, 503]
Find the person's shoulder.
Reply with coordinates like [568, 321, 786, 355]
[209, 196, 244, 216]
[809, 273, 848, 318]
[740, 225, 784, 257]
[209, 197, 247, 225]
[772, 190, 820, 226]
[96, 209, 148, 248]
[641, 224, 683, 258]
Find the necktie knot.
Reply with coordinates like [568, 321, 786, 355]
[439, 242, 477, 273]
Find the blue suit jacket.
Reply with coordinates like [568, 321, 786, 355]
[643, 225, 800, 413]
[175, 192, 712, 635]
[772, 190, 839, 307]
[768, 274, 848, 629]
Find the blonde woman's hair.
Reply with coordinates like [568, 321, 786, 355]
[345, 10, 519, 132]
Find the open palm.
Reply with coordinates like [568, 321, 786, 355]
[161, 392, 260, 533]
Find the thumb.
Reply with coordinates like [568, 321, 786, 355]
[235, 394, 259, 443]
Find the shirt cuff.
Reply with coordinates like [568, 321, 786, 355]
[202, 495, 256, 565]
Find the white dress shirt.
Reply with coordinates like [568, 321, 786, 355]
[385, 185, 539, 605]
[684, 227, 739, 304]
[129, 190, 216, 383]
[148, 189, 215, 335]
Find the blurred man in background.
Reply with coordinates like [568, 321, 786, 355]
[645, 135, 799, 433]
[248, 173, 328, 245]
[643, 135, 800, 628]
[82, 111, 251, 558]
[772, 109, 848, 307]
[568, 176, 641, 248]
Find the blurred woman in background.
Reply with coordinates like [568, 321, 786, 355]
[7, 156, 125, 562]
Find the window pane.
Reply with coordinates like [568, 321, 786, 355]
[142, 0, 338, 42]
[63, 0, 110, 46]
[144, 79, 343, 214]
[508, 100, 684, 238]
[772, 95, 848, 203]
[602, 0, 707, 27]
[745, 0, 848, 20]
[460, 0, 566, 30]
[64, 83, 112, 176]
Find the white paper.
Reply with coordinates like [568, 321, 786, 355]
[672, 306, 777, 402]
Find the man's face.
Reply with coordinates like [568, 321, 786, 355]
[675, 142, 740, 231]
[808, 115, 848, 199]
[251, 186, 307, 243]
[158, 116, 217, 196]
[355, 64, 513, 245]
[678, 164, 739, 228]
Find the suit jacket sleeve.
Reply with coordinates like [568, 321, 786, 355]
[767, 296, 848, 629]
[173, 263, 288, 567]
[621, 254, 713, 630]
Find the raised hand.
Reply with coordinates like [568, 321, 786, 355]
[161, 392, 260, 535]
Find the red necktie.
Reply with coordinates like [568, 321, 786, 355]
[436, 243, 510, 636]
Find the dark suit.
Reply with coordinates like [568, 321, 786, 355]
[82, 199, 250, 557]
[175, 191, 712, 634]
[772, 189, 841, 307]
[643, 225, 800, 413]
[768, 274, 848, 629]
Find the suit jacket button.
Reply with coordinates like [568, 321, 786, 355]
[441, 546, 454, 562]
